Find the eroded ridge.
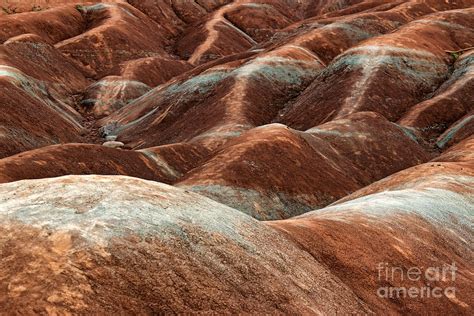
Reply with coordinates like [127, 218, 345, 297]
[0, 0, 473, 314]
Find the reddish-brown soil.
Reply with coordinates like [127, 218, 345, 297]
[0, 143, 173, 183]
[0, 0, 473, 314]
[177, 112, 430, 219]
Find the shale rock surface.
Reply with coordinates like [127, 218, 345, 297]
[0, 0, 473, 314]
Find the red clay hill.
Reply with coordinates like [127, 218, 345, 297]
[0, 0, 473, 314]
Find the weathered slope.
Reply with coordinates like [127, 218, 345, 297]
[56, 2, 171, 79]
[0, 75, 82, 159]
[0, 144, 176, 184]
[399, 50, 474, 142]
[0, 175, 369, 314]
[270, 161, 474, 315]
[0, 4, 84, 43]
[279, 9, 474, 130]
[178, 112, 429, 220]
[0, 33, 87, 158]
[101, 46, 323, 150]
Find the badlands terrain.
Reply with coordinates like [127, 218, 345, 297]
[0, 0, 473, 314]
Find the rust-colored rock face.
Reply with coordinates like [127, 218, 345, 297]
[0, 0, 473, 314]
